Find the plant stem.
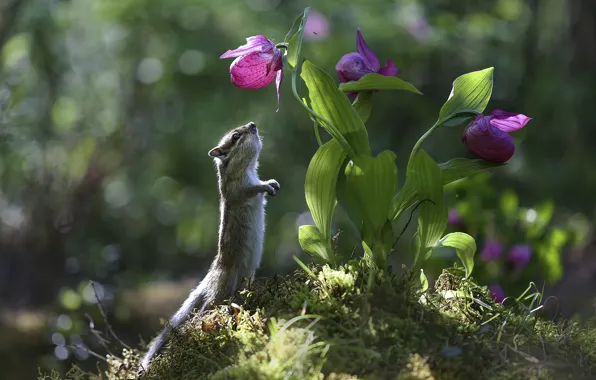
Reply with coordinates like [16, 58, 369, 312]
[408, 121, 439, 163]
[313, 120, 323, 146]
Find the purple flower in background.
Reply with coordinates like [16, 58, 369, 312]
[448, 208, 462, 225]
[220, 35, 283, 110]
[304, 10, 330, 40]
[480, 239, 503, 261]
[407, 18, 431, 40]
[508, 244, 532, 269]
[463, 110, 532, 163]
[336, 29, 399, 96]
[488, 284, 505, 303]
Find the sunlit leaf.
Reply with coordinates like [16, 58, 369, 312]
[301, 60, 370, 158]
[298, 225, 334, 263]
[344, 151, 398, 238]
[286, 7, 310, 71]
[304, 138, 346, 241]
[352, 91, 373, 124]
[438, 232, 477, 278]
[336, 162, 362, 236]
[408, 150, 447, 262]
[339, 73, 422, 95]
[419, 269, 429, 293]
[388, 182, 416, 221]
[438, 67, 494, 126]
[390, 158, 500, 221]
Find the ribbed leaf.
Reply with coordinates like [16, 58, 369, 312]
[339, 73, 422, 95]
[301, 60, 370, 158]
[438, 232, 477, 278]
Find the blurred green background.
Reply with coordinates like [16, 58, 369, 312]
[1, 0, 596, 378]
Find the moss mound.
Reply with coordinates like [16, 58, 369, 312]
[41, 262, 596, 379]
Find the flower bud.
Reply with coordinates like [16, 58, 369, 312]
[462, 110, 531, 163]
[336, 30, 399, 85]
[463, 115, 515, 163]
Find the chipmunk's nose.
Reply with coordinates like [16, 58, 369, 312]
[247, 122, 257, 133]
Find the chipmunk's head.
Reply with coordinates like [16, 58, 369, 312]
[208, 122, 262, 166]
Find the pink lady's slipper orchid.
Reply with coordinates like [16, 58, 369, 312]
[336, 29, 399, 96]
[508, 244, 532, 269]
[220, 35, 283, 110]
[462, 110, 532, 163]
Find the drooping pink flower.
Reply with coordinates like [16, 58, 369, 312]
[508, 244, 532, 269]
[488, 284, 505, 303]
[335, 29, 399, 96]
[462, 110, 532, 163]
[220, 35, 283, 110]
[480, 239, 503, 262]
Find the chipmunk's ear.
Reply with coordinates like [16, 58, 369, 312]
[208, 147, 225, 157]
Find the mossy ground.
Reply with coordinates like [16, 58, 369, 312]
[40, 261, 596, 380]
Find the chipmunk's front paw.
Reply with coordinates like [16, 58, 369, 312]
[264, 179, 280, 196]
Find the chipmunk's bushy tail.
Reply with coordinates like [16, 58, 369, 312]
[138, 267, 233, 374]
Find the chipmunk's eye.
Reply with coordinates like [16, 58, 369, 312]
[232, 132, 241, 141]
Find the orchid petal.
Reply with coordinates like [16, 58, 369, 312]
[335, 52, 374, 83]
[229, 52, 278, 89]
[378, 60, 399, 77]
[489, 110, 532, 132]
[356, 29, 380, 72]
[220, 35, 274, 59]
[275, 68, 283, 112]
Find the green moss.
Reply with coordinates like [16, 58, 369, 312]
[41, 261, 596, 379]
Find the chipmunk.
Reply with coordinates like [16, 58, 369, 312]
[138, 121, 279, 374]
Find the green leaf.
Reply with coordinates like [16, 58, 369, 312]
[419, 269, 429, 293]
[298, 225, 334, 263]
[286, 7, 310, 71]
[336, 161, 363, 236]
[305, 138, 346, 240]
[438, 232, 477, 278]
[441, 115, 474, 128]
[301, 60, 370, 158]
[439, 158, 504, 185]
[352, 91, 373, 124]
[408, 150, 447, 262]
[389, 158, 499, 221]
[380, 219, 394, 255]
[284, 11, 304, 42]
[438, 67, 494, 126]
[388, 182, 416, 221]
[344, 151, 398, 238]
[339, 73, 422, 95]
